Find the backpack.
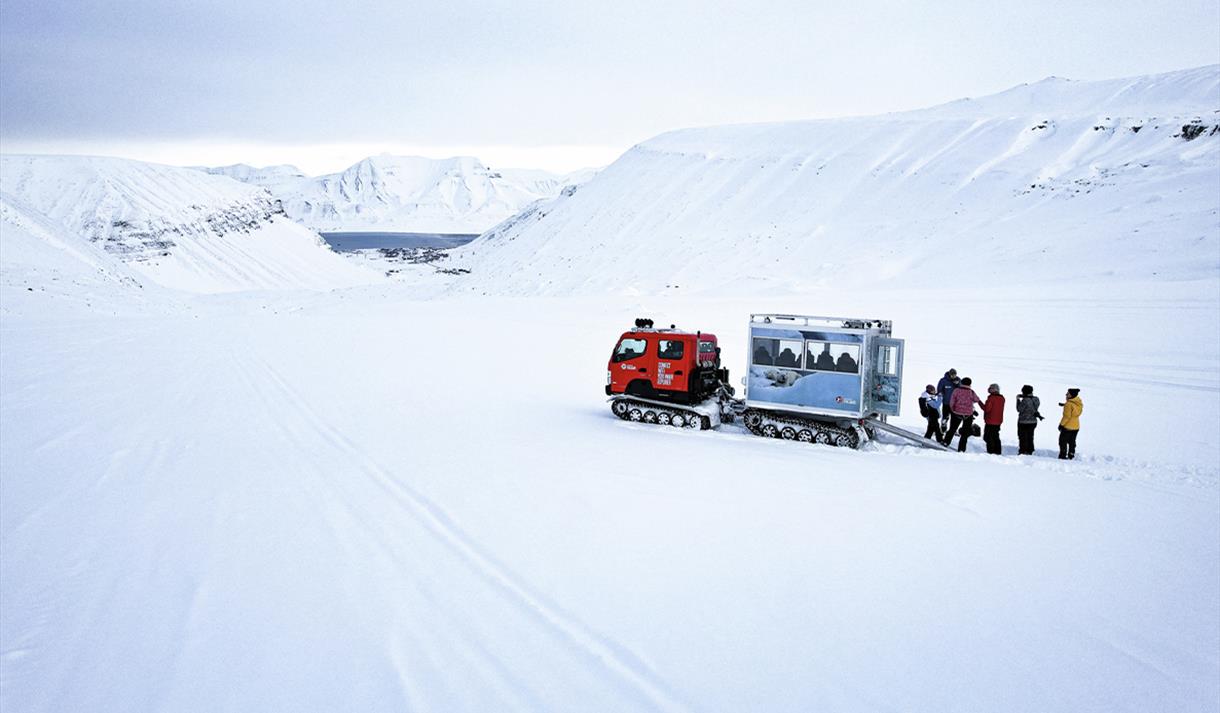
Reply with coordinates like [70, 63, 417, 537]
[918, 395, 931, 418]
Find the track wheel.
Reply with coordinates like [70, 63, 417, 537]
[657, 412, 672, 426]
[628, 408, 643, 422]
[834, 430, 860, 449]
[780, 427, 797, 440]
[670, 413, 686, 428]
[797, 429, 814, 443]
[814, 429, 832, 445]
[611, 400, 630, 419]
[761, 423, 779, 438]
[743, 410, 763, 434]
[643, 410, 658, 424]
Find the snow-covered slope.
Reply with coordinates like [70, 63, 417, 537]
[0, 155, 380, 293]
[204, 155, 589, 233]
[454, 65, 1220, 295]
[0, 191, 161, 314]
[0, 192, 141, 288]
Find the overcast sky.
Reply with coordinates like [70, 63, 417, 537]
[2, 0, 1217, 173]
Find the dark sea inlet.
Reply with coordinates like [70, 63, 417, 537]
[320, 232, 479, 251]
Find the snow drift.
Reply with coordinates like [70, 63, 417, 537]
[454, 65, 1220, 295]
[0, 155, 379, 294]
[202, 155, 593, 234]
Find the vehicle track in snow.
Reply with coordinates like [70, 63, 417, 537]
[234, 350, 692, 713]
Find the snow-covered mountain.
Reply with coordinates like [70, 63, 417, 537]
[0, 155, 379, 293]
[454, 65, 1220, 295]
[197, 163, 308, 193]
[200, 155, 592, 234]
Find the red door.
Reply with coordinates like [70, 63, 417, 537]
[652, 336, 691, 393]
[609, 333, 653, 394]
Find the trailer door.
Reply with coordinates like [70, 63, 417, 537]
[870, 337, 904, 417]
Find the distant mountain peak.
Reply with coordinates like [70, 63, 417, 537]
[205, 154, 594, 233]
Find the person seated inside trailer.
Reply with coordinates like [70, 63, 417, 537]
[810, 343, 836, 371]
[836, 350, 858, 373]
[776, 347, 799, 368]
[753, 340, 774, 365]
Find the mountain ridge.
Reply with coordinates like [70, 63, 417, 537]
[452, 64, 1220, 295]
[200, 154, 596, 234]
[0, 154, 380, 293]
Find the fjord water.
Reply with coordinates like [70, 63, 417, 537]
[320, 232, 479, 251]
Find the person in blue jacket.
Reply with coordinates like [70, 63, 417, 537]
[936, 369, 959, 428]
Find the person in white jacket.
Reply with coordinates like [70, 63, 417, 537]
[918, 384, 943, 441]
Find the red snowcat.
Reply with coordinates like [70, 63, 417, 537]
[606, 318, 733, 429]
[606, 314, 951, 451]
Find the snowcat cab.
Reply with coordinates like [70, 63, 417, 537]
[606, 318, 729, 406]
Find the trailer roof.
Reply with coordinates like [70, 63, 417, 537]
[750, 313, 892, 332]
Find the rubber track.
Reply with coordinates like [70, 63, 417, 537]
[742, 408, 867, 449]
[609, 396, 713, 430]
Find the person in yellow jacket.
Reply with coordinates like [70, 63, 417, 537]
[1058, 388, 1083, 459]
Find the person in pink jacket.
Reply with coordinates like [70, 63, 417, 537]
[942, 376, 984, 451]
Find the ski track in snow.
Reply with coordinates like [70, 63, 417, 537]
[236, 351, 691, 712]
[1, 294, 1217, 713]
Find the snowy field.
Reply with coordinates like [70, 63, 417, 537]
[3, 281, 1217, 712]
[2, 64, 1218, 713]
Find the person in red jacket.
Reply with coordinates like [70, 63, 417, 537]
[982, 383, 1005, 455]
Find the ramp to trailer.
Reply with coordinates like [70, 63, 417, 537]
[869, 419, 954, 451]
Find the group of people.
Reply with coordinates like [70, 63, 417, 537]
[916, 368, 1084, 459]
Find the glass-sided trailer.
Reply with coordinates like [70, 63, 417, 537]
[745, 313, 905, 422]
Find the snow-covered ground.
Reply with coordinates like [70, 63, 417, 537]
[2, 65, 1218, 712]
[2, 281, 1217, 712]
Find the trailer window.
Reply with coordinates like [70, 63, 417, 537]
[752, 338, 776, 365]
[806, 341, 860, 374]
[657, 340, 684, 359]
[613, 338, 648, 362]
[876, 345, 898, 375]
[774, 340, 803, 368]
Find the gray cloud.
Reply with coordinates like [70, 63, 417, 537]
[3, 0, 1218, 148]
